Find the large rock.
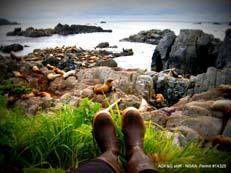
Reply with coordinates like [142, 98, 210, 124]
[0, 44, 23, 53]
[216, 29, 231, 68]
[167, 29, 220, 75]
[166, 115, 223, 140]
[76, 66, 153, 100]
[120, 29, 174, 45]
[150, 71, 193, 104]
[151, 31, 176, 71]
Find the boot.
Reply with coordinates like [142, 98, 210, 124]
[122, 107, 159, 173]
[93, 110, 122, 173]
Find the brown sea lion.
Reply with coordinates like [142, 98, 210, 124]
[93, 79, 113, 94]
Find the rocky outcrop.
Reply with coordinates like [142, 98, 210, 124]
[216, 29, 231, 68]
[0, 44, 23, 53]
[0, 18, 19, 25]
[7, 27, 55, 37]
[6, 23, 112, 37]
[151, 29, 222, 75]
[120, 29, 174, 45]
[54, 23, 112, 35]
[143, 85, 231, 147]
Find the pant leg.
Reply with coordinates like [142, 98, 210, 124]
[140, 169, 159, 173]
[68, 159, 116, 173]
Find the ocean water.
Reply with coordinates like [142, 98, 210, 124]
[0, 20, 230, 70]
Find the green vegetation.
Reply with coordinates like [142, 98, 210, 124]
[0, 96, 230, 173]
[0, 80, 32, 96]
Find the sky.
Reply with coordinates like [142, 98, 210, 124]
[0, 0, 230, 23]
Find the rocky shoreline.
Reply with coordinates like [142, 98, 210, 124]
[1, 26, 231, 151]
[6, 23, 112, 37]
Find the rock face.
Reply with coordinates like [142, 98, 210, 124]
[6, 23, 112, 37]
[151, 31, 176, 71]
[0, 18, 19, 25]
[216, 29, 231, 69]
[120, 29, 173, 45]
[0, 44, 23, 53]
[151, 29, 222, 75]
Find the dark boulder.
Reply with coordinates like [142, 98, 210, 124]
[165, 29, 221, 75]
[0, 44, 23, 53]
[58, 58, 80, 71]
[95, 42, 110, 48]
[216, 29, 231, 69]
[42, 56, 60, 67]
[151, 31, 176, 71]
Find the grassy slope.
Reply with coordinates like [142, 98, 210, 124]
[0, 96, 230, 173]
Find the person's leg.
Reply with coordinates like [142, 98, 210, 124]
[122, 107, 159, 173]
[69, 159, 115, 173]
[69, 110, 122, 173]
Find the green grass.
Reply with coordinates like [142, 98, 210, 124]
[0, 95, 230, 173]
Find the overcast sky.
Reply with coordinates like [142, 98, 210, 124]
[0, 0, 230, 22]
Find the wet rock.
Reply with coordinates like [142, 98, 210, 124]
[216, 29, 231, 69]
[58, 58, 79, 71]
[0, 44, 23, 53]
[95, 42, 110, 48]
[42, 56, 60, 67]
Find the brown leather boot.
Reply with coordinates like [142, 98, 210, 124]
[93, 110, 122, 173]
[122, 107, 159, 173]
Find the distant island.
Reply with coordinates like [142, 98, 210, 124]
[0, 18, 19, 25]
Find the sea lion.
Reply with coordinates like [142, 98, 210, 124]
[93, 79, 113, 94]
[47, 73, 61, 80]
